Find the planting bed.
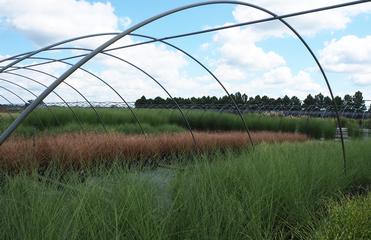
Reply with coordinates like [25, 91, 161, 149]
[0, 131, 308, 170]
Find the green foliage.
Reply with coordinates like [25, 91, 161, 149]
[135, 91, 370, 112]
[0, 169, 169, 240]
[316, 193, 371, 240]
[2, 107, 369, 139]
[0, 141, 370, 239]
[169, 140, 371, 239]
[3, 107, 342, 139]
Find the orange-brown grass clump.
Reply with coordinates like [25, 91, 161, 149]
[0, 131, 308, 171]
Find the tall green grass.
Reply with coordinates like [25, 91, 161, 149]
[168, 140, 371, 239]
[2, 107, 344, 139]
[0, 141, 370, 239]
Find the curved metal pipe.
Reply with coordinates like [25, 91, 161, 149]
[131, 33, 254, 145]
[0, 0, 345, 168]
[0, 77, 60, 126]
[2, 70, 83, 130]
[1, 0, 367, 66]
[3, 31, 256, 145]
[276, 19, 346, 173]
[2, 70, 107, 133]
[4, 49, 196, 145]
[0, 94, 16, 121]
[0, 32, 119, 69]
[4, 59, 145, 136]
[0, 86, 45, 128]
[89, 49, 197, 145]
[5, 31, 254, 143]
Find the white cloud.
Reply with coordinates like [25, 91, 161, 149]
[0, 54, 12, 64]
[214, 63, 246, 81]
[1, 0, 370, 104]
[95, 39, 223, 100]
[119, 17, 132, 29]
[0, 0, 214, 102]
[199, 0, 371, 99]
[233, 0, 371, 37]
[213, 26, 286, 71]
[320, 35, 371, 85]
[246, 67, 324, 98]
[0, 0, 120, 45]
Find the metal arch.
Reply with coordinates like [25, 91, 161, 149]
[5, 49, 196, 145]
[0, 32, 119, 69]
[0, 0, 368, 67]
[1, 70, 84, 130]
[5, 29, 255, 145]
[1, 69, 108, 133]
[0, 1, 346, 165]
[4, 59, 146, 136]
[66, 47, 197, 145]
[0, 86, 45, 128]
[0, 94, 16, 121]
[273, 19, 347, 174]
[0, 77, 61, 126]
[131, 33, 254, 146]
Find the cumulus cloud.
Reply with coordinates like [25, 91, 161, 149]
[213, 26, 286, 71]
[207, 23, 321, 98]
[214, 63, 246, 82]
[0, 0, 120, 45]
[1, 0, 370, 104]
[0, 0, 212, 102]
[320, 35, 371, 85]
[199, 0, 371, 98]
[232, 67, 324, 99]
[208, 25, 286, 88]
[233, 0, 371, 37]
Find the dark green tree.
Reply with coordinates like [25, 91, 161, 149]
[303, 94, 315, 111]
[135, 96, 147, 108]
[343, 94, 353, 112]
[242, 94, 248, 103]
[323, 96, 332, 110]
[282, 95, 291, 110]
[352, 91, 366, 112]
[314, 93, 325, 110]
[290, 96, 301, 111]
[333, 96, 343, 111]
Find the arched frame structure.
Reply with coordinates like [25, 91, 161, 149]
[0, 0, 360, 173]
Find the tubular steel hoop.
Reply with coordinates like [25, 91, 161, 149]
[5, 52, 194, 143]
[5, 30, 255, 145]
[1, 71, 83, 130]
[0, 94, 17, 120]
[0, 85, 46, 128]
[131, 33, 254, 146]
[5, 53, 197, 146]
[0, 77, 61, 126]
[0, 1, 355, 172]
[5, 62, 145, 136]
[1, 71, 108, 132]
[0, 0, 369, 66]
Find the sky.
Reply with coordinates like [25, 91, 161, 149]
[0, 0, 371, 105]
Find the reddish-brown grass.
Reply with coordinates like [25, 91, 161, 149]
[0, 131, 308, 170]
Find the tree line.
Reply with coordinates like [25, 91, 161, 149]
[135, 91, 370, 112]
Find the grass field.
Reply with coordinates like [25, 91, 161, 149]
[0, 107, 370, 239]
[2, 107, 366, 139]
[0, 141, 370, 239]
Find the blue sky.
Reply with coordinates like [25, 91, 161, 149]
[0, 0, 371, 104]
